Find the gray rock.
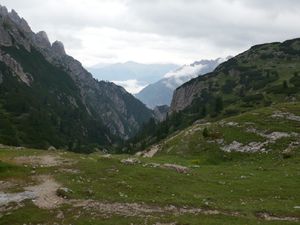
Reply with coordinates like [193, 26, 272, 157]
[48, 146, 56, 151]
[153, 105, 169, 122]
[0, 49, 33, 86]
[51, 41, 66, 56]
[162, 163, 189, 173]
[0, 5, 8, 17]
[121, 158, 141, 165]
[33, 31, 51, 49]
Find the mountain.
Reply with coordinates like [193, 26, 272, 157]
[135, 59, 227, 108]
[170, 39, 300, 114]
[88, 61, 178, 84]
[126, 37, 300, 154]
[0, 5, 153, 151]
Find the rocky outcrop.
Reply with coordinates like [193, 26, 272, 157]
[170, 79, 204, 113]
[153, 105, 169, 122]
[0, 49, 33, 86]
[33, 31, 51, 49]
[51, 41, 66, 56]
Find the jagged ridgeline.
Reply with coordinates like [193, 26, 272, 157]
[126, 38, 300, 153]
[0, 6, 153, 151]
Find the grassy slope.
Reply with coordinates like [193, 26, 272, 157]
[0, 104, 299, 224]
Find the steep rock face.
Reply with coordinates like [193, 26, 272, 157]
[170, 38, 300, 114]
[153, 105, 169, 122]
[0, 5, 153, 149]
[170, 80, 203, 113]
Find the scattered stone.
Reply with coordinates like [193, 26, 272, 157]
[282, 141, 299, 158]
[226, 122, 239, 127]
[100, 154, 111, 158]
[48, 146, 56, 151]
[56, 187, 73, 199]
[246, 127, 296, 141]
[256, 212, 299, 222]
[59, 168, 80, 174]
[271, 111, 300, 122]
[162, 164, 189, 174]
[56, 210, 64, 219]
[71, 200, 241, 218]
[221, 141, 267, 153]
[143, 163, 160, 168]
[120, 158, 141, 165]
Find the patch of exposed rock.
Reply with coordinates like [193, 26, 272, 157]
[0, 49, 33, 86]
[120, 158, 141, 165]
[136, 145, 161, 158]
[221, 125, 299, 153]
[162, 164, 190, 174]
[246, 127, 297, 141]
[221, 141, 267, 153]
[271, 111, 300, 122]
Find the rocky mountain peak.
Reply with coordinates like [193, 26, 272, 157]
[34, 31, 51, 49]
[0, 5, 8, 17]
[0, 6, 31, 33]
[52, 40, 66, 55]
[8, 9, 31, 33]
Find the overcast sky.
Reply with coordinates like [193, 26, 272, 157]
[2, 0, 300, 67]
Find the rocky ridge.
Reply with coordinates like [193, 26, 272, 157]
[0, 5, 153, 142]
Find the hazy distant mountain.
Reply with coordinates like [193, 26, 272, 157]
[135, 58, 229, 108]
[88, 61, 179, 84]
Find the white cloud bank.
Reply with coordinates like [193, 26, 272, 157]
[112, 79, 147, 94]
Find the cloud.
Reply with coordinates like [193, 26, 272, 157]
[112, 79, 147, 94]
[164, 64, 205, 79]
[1, 0, 300, 67]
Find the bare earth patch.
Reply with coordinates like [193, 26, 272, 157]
[25, 175, 64, 209]
[13, 154, 74, 167]
[0, 175, 64, 210]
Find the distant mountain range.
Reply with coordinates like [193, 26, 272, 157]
[88, 61, 179, 93]
[135, 58, 230, 108]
